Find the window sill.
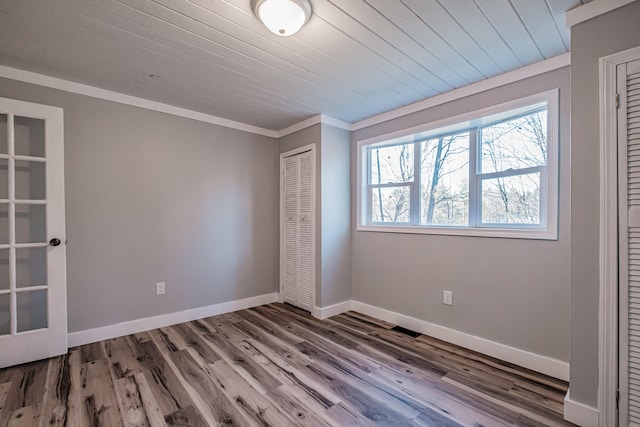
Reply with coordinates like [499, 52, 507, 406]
[356, 224, 558, 240]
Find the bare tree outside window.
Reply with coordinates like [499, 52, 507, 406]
[369, 143, 413, 223]
[421, 132, 469, 225]
[362, 98, 554, 235]
[480, 110, 547, 224]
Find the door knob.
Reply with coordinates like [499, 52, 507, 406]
[49, 238, 61, 247]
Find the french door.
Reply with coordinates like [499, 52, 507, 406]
[280, 146, 315, 312]
[0, 97, 67, 368]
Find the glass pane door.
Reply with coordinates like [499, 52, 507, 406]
[0, 97, 66, 369]
[0, 114, 49, 337]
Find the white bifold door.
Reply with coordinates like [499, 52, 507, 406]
[281, 148, 314, 312]
[0, 97, 67, 368]
[620, 58, 640, 426]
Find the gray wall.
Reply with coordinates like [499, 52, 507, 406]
[351, 67, 571, 362]
[277, 123, 352, 308]
[0, 77, 279, 333]
[570, 1, 640, 407]
[320, 123, 351, 307]
[278, 125, 323, 305]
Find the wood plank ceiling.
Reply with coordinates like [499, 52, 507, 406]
[0, 0, 585, 131]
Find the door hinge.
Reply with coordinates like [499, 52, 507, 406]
[616, 93, 620, 109]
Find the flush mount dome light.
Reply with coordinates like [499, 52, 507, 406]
[251, 0, 312, 36]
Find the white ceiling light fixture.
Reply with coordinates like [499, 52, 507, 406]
[251, 0, 312, 37]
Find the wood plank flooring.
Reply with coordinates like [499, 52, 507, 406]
[0, 303, 575, 426]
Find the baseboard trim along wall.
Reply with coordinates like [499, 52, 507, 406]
[313, 299, 569, 381]
[67, 292, 279, 347]
[70, 294, 569, 383]
[312, 300, 353, 320]
[564, 390, 599, 427]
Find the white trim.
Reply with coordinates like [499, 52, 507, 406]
[312, 300, 352, 320]
[69, 295, 569, 382]
[355, 225, 558, 240]
[564, 390, 600, 427]
[318, 114, 351, 132]
[280, 143, 317, 159]
[566, 0, 637, 28]
[276, 114, 351, 138]
[67, 292, 278, 347]
[598, 44, 640, 427]
[350, 300, 569, 380]
[356, 89, 559, 241]
[0, 54, 571, 140]
[0, 65, 278, 138]
[278, 115, 323, 138]
[351, 53, 570, 131]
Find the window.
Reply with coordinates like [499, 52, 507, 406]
[357, 90, 559, 239]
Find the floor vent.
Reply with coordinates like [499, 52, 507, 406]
[391, 325, 421, 338]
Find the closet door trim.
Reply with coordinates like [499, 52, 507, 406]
[279, 144, 316, 312]
[599, 45, 640, 427]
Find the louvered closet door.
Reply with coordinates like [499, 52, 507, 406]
[620, 58, 640, 427]
[281, 150, 314, 312]
[283, 156, 298, 305]
[297, 151, 313, 310]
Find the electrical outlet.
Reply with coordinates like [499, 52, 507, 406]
[156, 282, 166, 296]
[443, 290, 453, 306]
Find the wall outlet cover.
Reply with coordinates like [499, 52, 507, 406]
[156, 282, 166, 296]
[443, 290, 453, 306]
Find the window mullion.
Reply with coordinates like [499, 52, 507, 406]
[478, 165, 544, 180]
[469, 128, 478, 227]
[357, 90, 557, 239]
[366, 148, 372, 225]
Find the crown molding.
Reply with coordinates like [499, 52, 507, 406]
[318, 114, 351, 131]
[0, 65, 279, 138]
[276, 114, 324, 137]
[566, 0, 637, 28]
[0, 52, 572, 140]
[351, 53, 570, 131]
[276, 114, 351, 138]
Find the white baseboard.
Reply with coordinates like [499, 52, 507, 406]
[312, 300, 352, 320]
[69, 295, 570, 383]
[67, 292, 279, 347]
[350, 300, 570, 381]
[564, 390, 599, 427]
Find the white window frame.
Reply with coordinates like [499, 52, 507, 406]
[356, 89, 559, 240]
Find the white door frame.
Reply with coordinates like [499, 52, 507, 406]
[279, 144, 316, 311]
[599, 45, 640, 427]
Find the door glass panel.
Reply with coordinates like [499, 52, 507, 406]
[0, 293, 9, 336]
[0, 203, 8, 245]
[0, 158, 8, 200]
[0, 114, 7, 154]
[0, 249, 8, 291]
[15, 204, 46, 243]
[15, 160, 46, 200]
[16, 247, 46, 288]
[14, 116, 45, 158]
[17, 290, 47, 332]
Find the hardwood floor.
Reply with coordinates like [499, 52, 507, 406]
[0, 303, 575, 426]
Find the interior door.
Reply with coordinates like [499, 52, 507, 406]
[281, 148, 314, 312]
[619, 58, 640, 427]
[0, 97, 66, 368]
